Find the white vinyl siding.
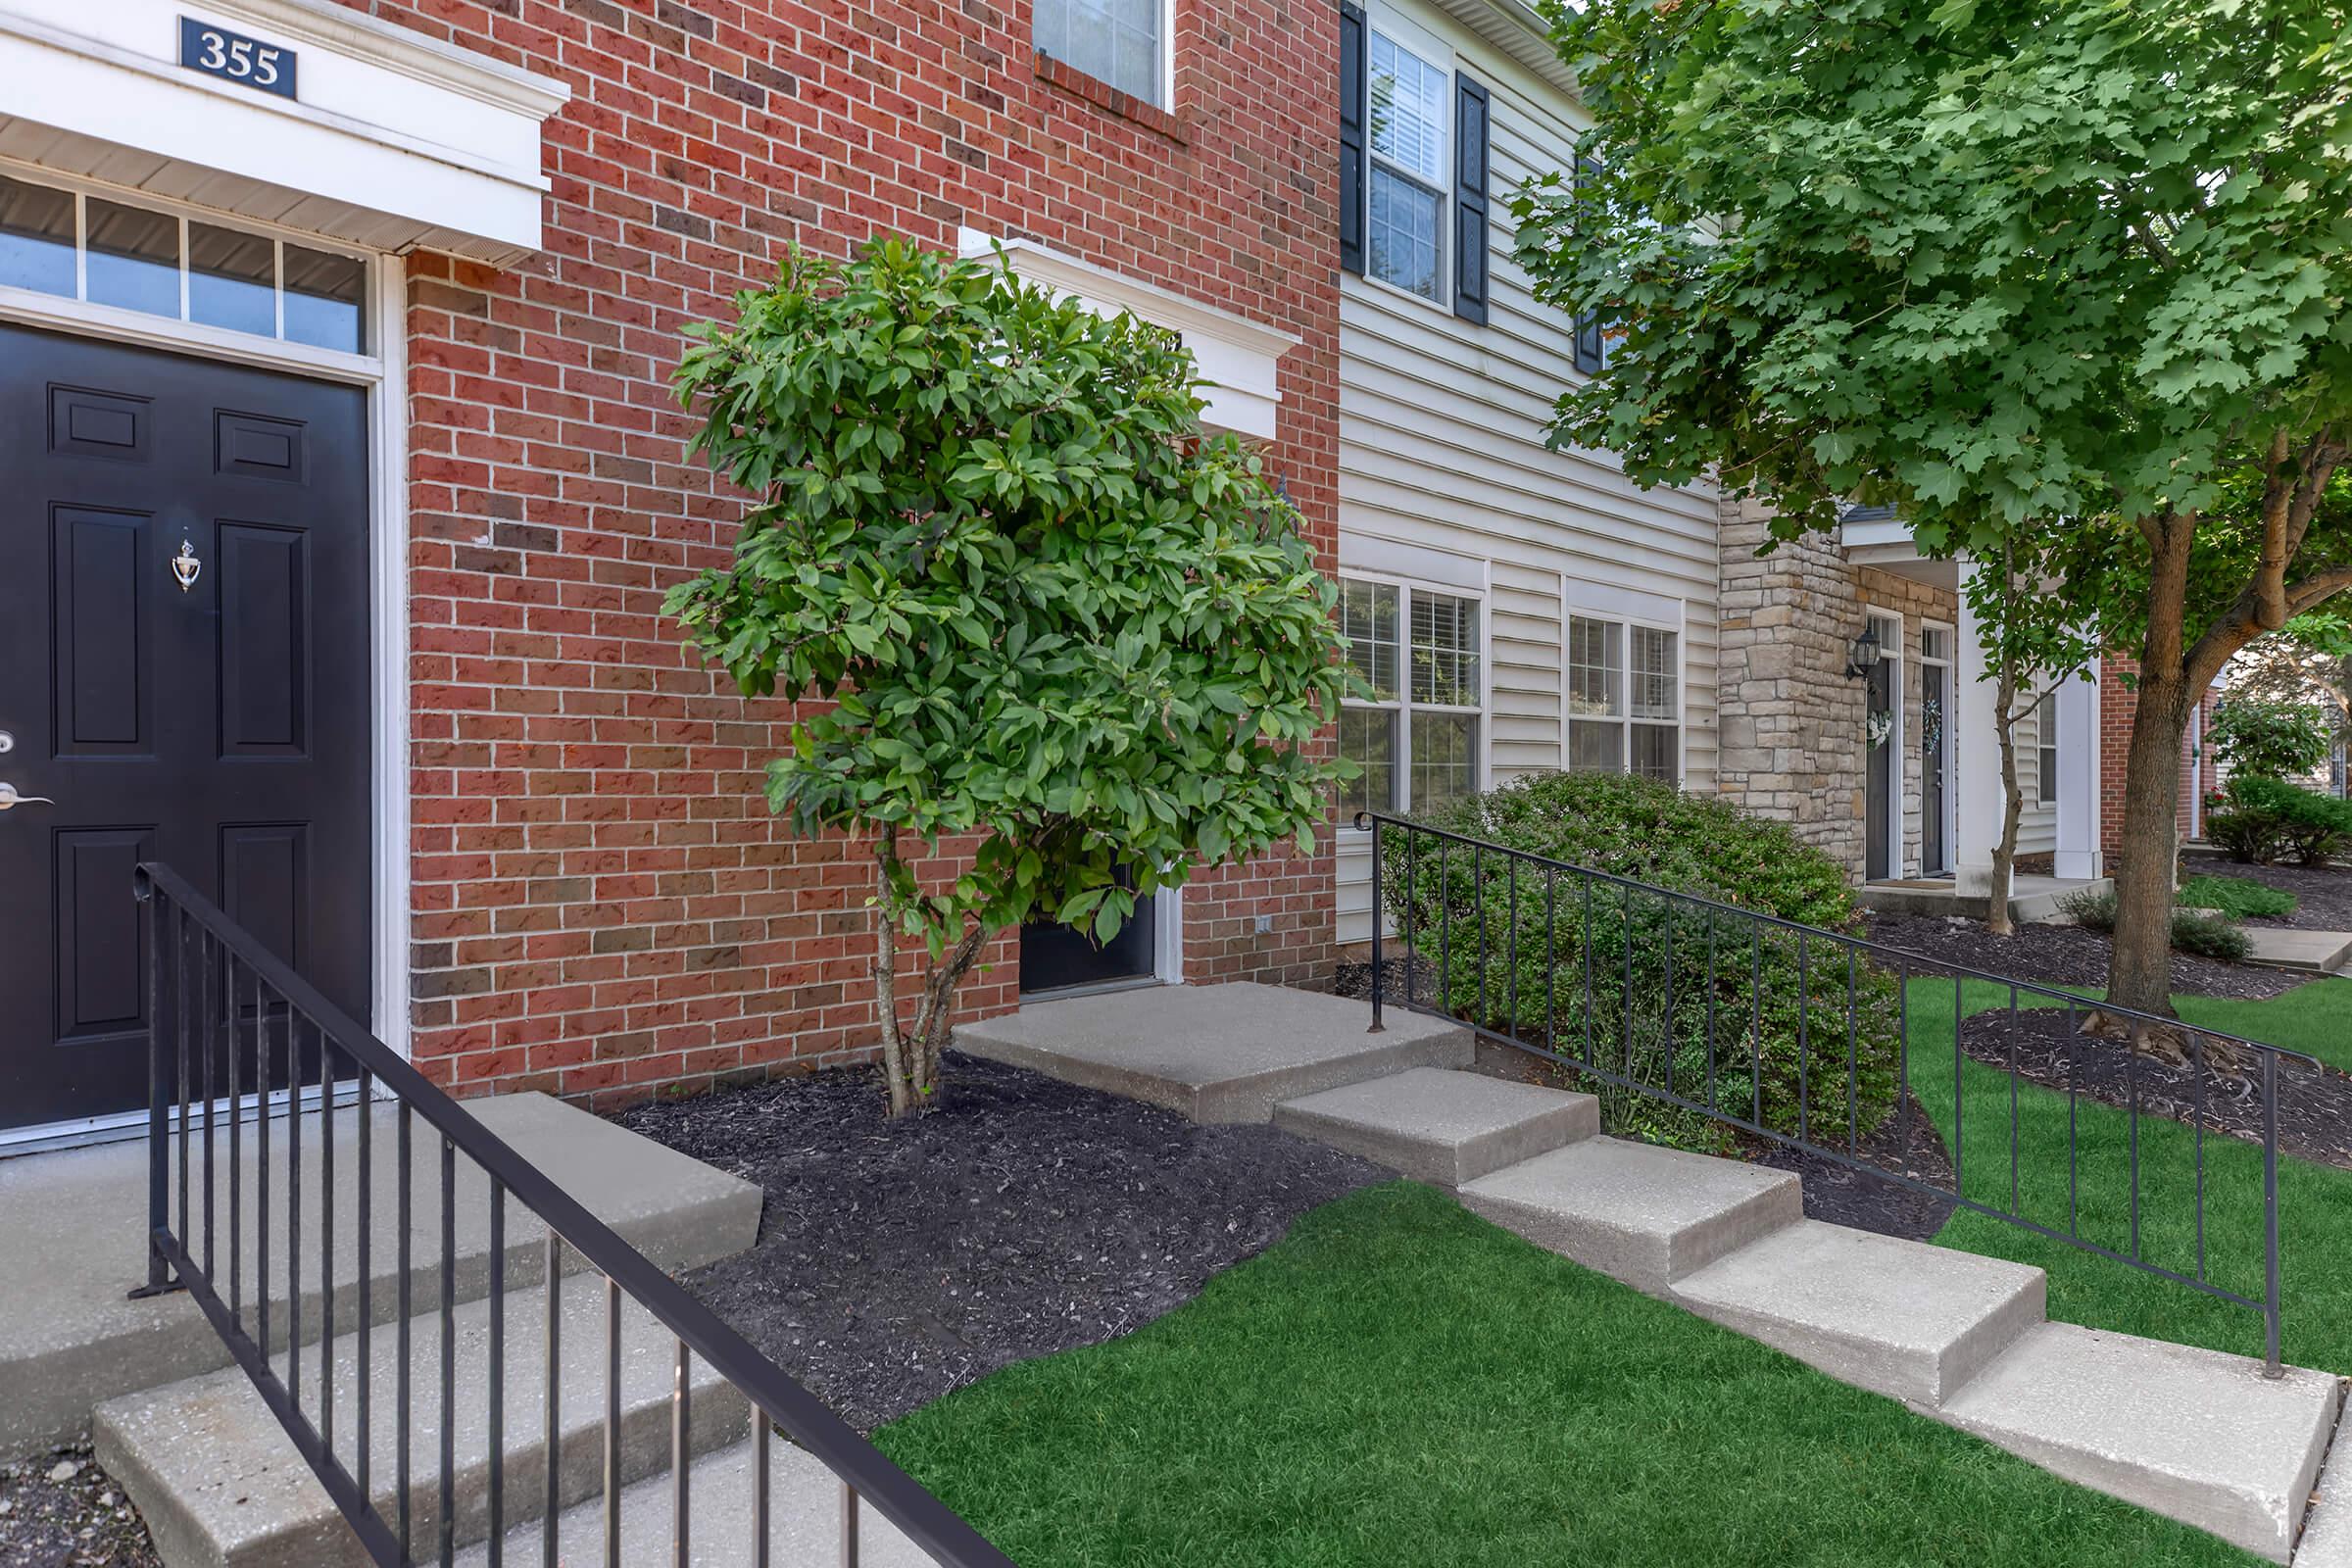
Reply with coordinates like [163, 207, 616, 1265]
[1335, 0, 1721, 944]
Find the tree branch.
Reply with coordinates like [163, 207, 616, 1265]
[2255, 427, 2294, 629]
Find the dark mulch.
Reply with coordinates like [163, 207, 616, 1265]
[612, 1054, 1386, 1433]
[1862, 910, 2311, 1001]
[1755, 1095, 1958, 1243]
[2197, 857, 2352, 932]
[0, 1446, 160, 1568]
[1954, 1006, 2352, 1172]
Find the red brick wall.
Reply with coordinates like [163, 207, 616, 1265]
[360, 0, 1344, 1102]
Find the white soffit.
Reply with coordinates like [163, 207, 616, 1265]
[1426, 0, 1580, 99]
[960, 231, 1298, 443]
[0, 0, 568, 267]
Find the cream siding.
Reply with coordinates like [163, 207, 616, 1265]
[1336, 0, 1722, 943]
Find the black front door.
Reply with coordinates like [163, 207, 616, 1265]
[1865, 655, 1893, 881]
[0, 324, 372, 1132]
[1019, 871, 1158, 995]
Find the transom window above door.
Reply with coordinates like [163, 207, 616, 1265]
[1035, 0, 1168, 106]
[0, 170, 368, 356]
[1366, 27, 1449, 302]
[1339, 576, 1484, 816]
[1567, 612, 1681, 783]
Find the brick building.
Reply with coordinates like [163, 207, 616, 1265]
[0, 0, 1342, 1142]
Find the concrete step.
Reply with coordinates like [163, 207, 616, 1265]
[1458, 1137, 1801, 1295]
[1937, 1322, 2341, 1563]
[1, 1091, 763, 1460]
[956, 981, 1471, 1123]
[1669, 1219, 2046, 1405]
[1272, 1067, 1598, 1187]
[2239, 926, 2352, 973]
[456, 1431, 943, 1568]
[94, 1271, 752, 1568]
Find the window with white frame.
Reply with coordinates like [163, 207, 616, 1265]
[2037, 704, 2059, 804]
[1034, 0, 1166, 106]
[1339, 577, 1482, 815]
[1365, 27, 1449, 303]
[1567, 612, 1680, 783]
[0, 169, 368, 354]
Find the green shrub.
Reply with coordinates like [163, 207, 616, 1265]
[1378, 772, 1898, 1156]
[2056, 888, 2254, 960]
[2207, 699, 2332, 782]
[2212, 776, 2352, 866]
[2176, 873, 2297, 920]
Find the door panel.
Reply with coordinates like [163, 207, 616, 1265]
[0, 323, 371, 1132]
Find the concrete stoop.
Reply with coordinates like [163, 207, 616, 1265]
[0, 1092, 766, 1568]
[0, 1091, 762, 1461]
[962, 982, 2348, 1565]
[95, 1272, 753, 1568]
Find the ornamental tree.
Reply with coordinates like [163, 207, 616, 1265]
[667, 240, 1354, 1116]
[1516, 0, 2352, 1019]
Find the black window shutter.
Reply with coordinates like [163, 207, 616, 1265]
[1572, 151, 1604, 372]
[1452, 74, 1491, 324]
[1339, 1, 1368, 275]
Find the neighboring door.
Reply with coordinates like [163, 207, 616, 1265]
[0, 324, 372, 1133]
[1019, 872, 1158, 995]
[1865, 654, 1893, 881]
[1921, 661, 1949, 875]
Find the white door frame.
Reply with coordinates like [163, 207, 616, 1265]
[1868, 610, 1906, 880]
[0, 165, 409, 1154]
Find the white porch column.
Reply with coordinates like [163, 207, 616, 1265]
[1954, 561, 2006, 899]
[2052, 663, 2104, 880]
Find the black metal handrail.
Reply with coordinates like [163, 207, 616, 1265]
[134, 859, 1012, 1567]
[1356, 811, 2316, 1375]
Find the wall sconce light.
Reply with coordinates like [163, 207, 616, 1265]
[1844, 622, 1883, 679]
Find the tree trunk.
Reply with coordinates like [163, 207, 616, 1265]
[2106, 668, 2194, 1018]
[870, 832, 994, 1118]
[1984, 660, 2026, 937]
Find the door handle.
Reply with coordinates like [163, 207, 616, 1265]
[0, 783, 55, 810]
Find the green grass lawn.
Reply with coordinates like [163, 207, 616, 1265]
[2177, 873, 2299, 920]
[876, 1184, 2256, 1567]
[1907, 976, 2352, 1372]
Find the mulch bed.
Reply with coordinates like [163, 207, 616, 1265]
[1862, 910, 2312, 1001]
[0, 1446, 160, 1568]
[1755, 1095, 1958, 1243]
[613, 1054, 1386, 1433]
[1954, 1006, 2352, 1172]
[2194, 857, 2352, 932]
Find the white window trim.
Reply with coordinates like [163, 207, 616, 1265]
[1338, 565, 1492, 828]
[1561, 581, 1687, 785]
[2036, 695, 2061, 808]
[1361, 6, 1456, 316]
[1920, 617, 1959, 877]
[0, 164, 410, 1154]
[1035, 0, 1177, 111]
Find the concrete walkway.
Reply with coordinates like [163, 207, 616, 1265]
[961, 982, 2346, 1564]
[2237, 925, 2352, 973]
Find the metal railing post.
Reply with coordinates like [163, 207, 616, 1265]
[2265, 1050, 2283, 1379]
[1362, 811, 1385, 1034]
[134, 875, 175, 1298]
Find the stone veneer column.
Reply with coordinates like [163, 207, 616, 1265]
[1715, 499, 1871, 879]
